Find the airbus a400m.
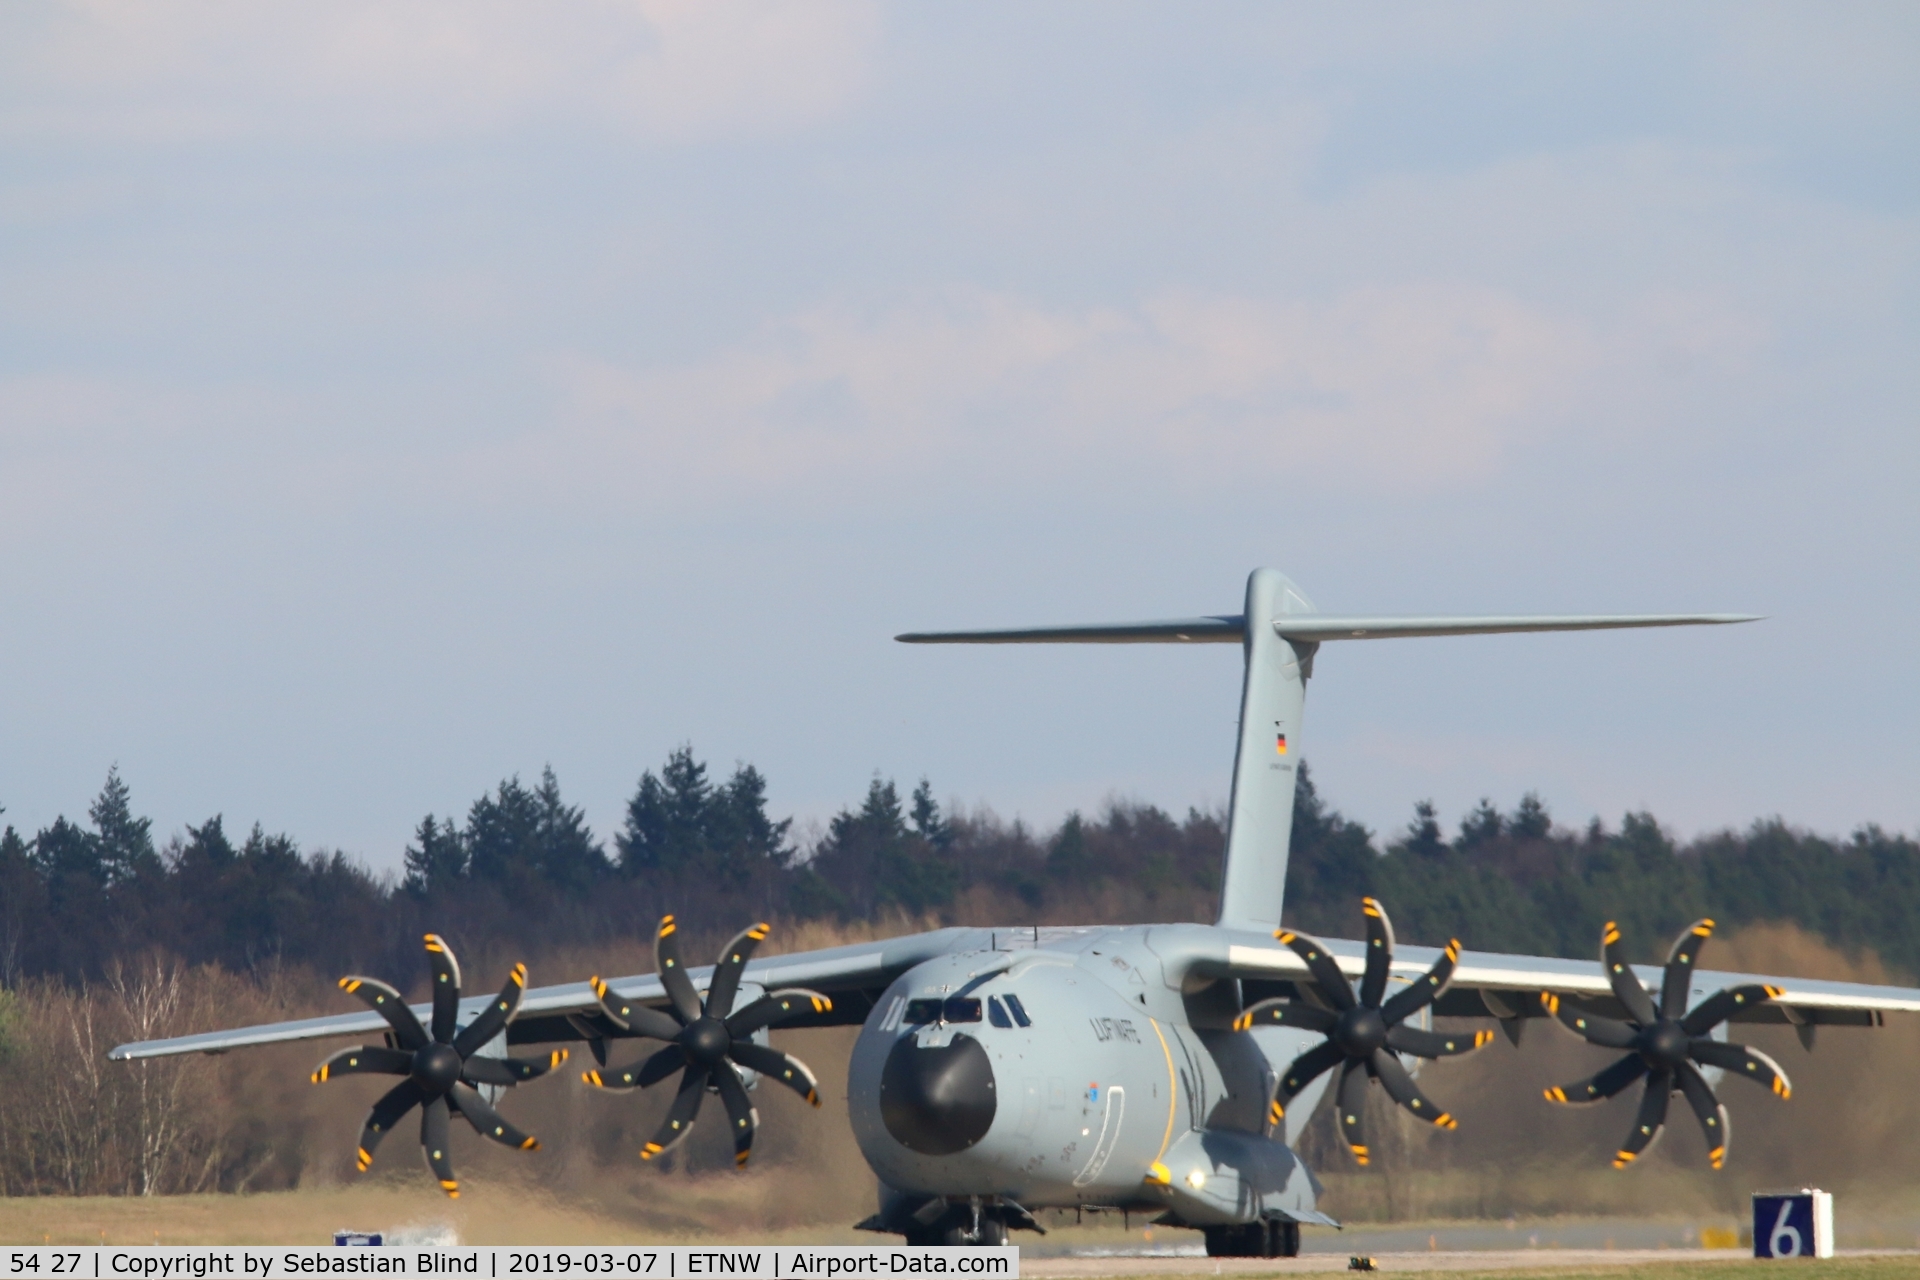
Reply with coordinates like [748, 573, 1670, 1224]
[112, 569, 1920, 1257]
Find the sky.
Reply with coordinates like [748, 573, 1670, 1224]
[1, 3, 1916, 873]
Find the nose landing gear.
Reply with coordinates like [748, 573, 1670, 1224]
[906, 1208, 1008, 1247]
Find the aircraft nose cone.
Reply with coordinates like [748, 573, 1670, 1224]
[879, 1032, 996, 1155]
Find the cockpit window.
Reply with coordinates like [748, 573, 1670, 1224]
[1002, 992, 1033, 1027]
[903, 996, 985, 1024]
[987, 996, 1012, 1027]
[943, 997, 982, 1023]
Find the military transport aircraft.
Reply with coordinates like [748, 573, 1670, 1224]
[111, 569, 1920, 1256]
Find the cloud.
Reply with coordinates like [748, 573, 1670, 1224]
[0, 0, 881, 144]
[481, 283, 1610, 510]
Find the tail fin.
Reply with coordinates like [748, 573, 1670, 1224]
[1216, 568, 1314, 932]
[897, 573, 1755, 932]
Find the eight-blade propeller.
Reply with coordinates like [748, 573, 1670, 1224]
[1234, 897, 1491, 1166]
[584, 915, 831, 1168]
[313, 933, 568, 1197]
[1542, 918, 1791, 1169]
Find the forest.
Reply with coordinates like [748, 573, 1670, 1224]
[5, 749, 1916, 985]
[1, 748, 1917, 1200]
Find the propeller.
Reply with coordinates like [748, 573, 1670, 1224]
[1233, 897, 1491, 1167]
[1541, 918, 1791, 1170]
[584, 915, 832, 1168]
[311, 933, 568, 1197]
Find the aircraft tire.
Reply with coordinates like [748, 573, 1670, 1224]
[1203, 1224, 1265, 1257]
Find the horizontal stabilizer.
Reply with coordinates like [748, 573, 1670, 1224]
[897, 616, 1243, 644]
[896, 613, 1758, 645]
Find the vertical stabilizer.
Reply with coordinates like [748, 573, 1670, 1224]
[1216, 569, 1316, 933]
[894, 569, 1746, 932]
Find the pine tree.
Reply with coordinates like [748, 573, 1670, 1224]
[1455, 798, 1504, 852]
[533, 766, 609, 894]
[1510, 792, 1553, 840]
[711, 763, 793, 880]
[1398, 800, 1447, 859]
[910, 778, 952, 850]
[618, 747, 713, 878]
[0, 822, 45, 986]
[464, 777, 543, 886]
[402, 815, 467, 896]
[1047, 812, 1090, 878]
[32, 816, 106, 887]
[88, 767, 158, 884]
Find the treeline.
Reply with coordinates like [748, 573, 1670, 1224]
[2, 753, 1917, 988]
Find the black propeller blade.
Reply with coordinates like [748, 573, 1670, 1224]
[1542, 918, 1791, 1170]
[1233, 897, 1490, 1167]
[312, 933, 567, 1196]
[584, 916, 831, 1169]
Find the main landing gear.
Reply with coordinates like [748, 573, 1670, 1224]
[1204, 1218, 1301, 1258]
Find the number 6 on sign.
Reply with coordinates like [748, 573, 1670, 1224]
[1752, 1190, 1833, 1259]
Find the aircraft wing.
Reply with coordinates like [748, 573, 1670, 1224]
[107, 927, 974, 1061]
[1200, 929, 1920, 1029]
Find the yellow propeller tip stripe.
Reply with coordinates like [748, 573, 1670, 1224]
[1276, 931, 1295, 944]
[521, 1138, 539, 1150]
